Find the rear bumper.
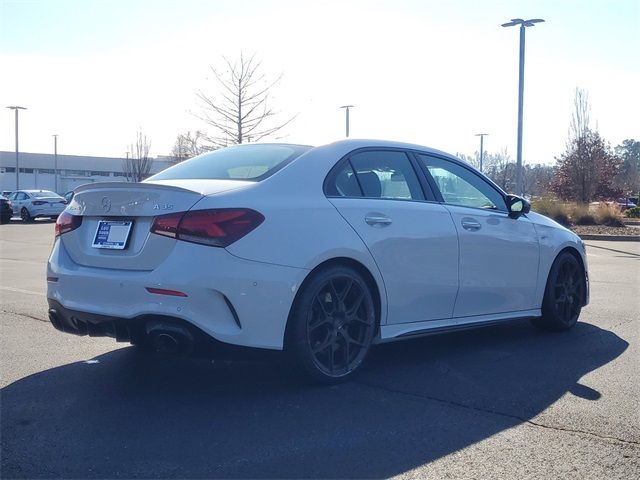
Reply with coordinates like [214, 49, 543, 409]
[47, 237, 309, 350]
[48, 298, 138, 340]
[47, 298, 281, 359]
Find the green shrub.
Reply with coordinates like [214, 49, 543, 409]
[624, 206, 640, 218]
[595, 203, 625, 227]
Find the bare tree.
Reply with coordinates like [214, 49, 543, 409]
[123, 131, 153, 182]
[196, 53, 294, 147]
[483, 149, 515, 191]
[171, 130, 212, 164]
[569, 87, 591, 144]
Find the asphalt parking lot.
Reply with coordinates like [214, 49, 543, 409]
[1, 221, 638, 479]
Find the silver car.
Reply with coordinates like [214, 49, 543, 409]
[9, 190, 67, 222]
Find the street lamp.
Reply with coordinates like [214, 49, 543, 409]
[475, 133, 489, 173]
[502, 17, 544, 195]
[52, 134, 59, 193]
[340, 105, 354, 138]
[6, 106, 27, 190]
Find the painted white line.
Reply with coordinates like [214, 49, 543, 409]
[0, 286, 45, 297]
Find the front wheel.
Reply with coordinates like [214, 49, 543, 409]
[532, 252, 585, 332]
[287, 265, 377, 383]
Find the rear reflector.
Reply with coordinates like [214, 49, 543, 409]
[145, 287, 188, 297]
[150, 208, 264, 247]
[55, 211, 83, 238]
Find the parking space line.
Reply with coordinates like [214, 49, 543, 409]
[585, 244, 640, 257]
[0, 286, 45, 297]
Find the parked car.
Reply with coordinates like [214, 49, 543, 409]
[615, 198, 637, 211]
[8, 190, 67, 222]
[47, 140, 589, 382]
[1, 195, 13, 223]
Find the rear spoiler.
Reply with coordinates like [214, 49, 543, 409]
[73, 182, 195, 195]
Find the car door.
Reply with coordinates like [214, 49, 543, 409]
[326, 149, 459, 324]
[416, 154, 540, 317]
[10, 192, 27, 215]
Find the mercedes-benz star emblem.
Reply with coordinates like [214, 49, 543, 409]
[101, 196, 112, 213]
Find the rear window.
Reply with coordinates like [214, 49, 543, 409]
[148, 144, 311, 181]
[31, 191, 59, 198]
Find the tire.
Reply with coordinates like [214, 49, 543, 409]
[286, 265, 377, 383]
[20, 208, 32, 223]
[0, 215, 10, 224]
[531, 252, 585, 332]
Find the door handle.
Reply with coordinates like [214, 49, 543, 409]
[365, 215, 392, 226]
[461, 218, 482, 231]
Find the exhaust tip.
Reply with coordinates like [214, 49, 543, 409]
[48, 310, 63, 331]
[145, 320, 194, 356]
[153, 333, 180, 354]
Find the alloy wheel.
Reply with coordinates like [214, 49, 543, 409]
[307, 274, 375, 377]
[552, 259, 583, 325]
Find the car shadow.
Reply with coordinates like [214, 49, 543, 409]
[0, 320, 627, 479]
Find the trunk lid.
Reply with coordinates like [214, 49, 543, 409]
[62, 181, 250, 270]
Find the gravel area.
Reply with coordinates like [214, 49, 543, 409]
[571, 225, 640, 236]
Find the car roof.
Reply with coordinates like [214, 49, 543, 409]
[20, 189, 59, 193]
[244, 139, 457, 160]
[320, 138, 459, 159]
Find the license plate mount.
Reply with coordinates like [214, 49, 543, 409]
[92, 220, 133, 250]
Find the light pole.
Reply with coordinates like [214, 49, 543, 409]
[52, 134, 59, 193]
[6, 106, 27, 190]
[340, 105, 354, 137]
[475, 133, 488, 173]
[502, 18, 544, 195]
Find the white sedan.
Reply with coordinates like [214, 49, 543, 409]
[47, 140, 588, 382]
[9, 190, 67, 222]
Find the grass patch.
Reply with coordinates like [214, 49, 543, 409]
[595, 203, 625, 227]
[531, 197, 571, 227]
[531, 197, 625, 227]
[569, 204, 597, 225]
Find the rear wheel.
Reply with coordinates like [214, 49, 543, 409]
[20, 208, 32, 223]
[532, 252, 585, 332]
[287, 265, 376, 383]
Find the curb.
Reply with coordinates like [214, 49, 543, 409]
[578, 234, 640, 242]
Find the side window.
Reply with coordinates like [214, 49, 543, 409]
[326, 162, 362, 197]
[418, 155, 507, 211]
[350, 151, 424, 200]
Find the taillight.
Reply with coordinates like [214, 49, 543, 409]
[150, 208, 264, 247]
[33, 200, 46, 206]
[55, 211, 82, 238]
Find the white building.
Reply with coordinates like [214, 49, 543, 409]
[0, 151, 174, 195]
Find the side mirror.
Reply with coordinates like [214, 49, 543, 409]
[506, 194, 530, 219]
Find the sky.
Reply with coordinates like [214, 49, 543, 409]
[1, 0, 638, 165]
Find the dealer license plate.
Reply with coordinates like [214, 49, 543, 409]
[92, 220, 133, 250]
